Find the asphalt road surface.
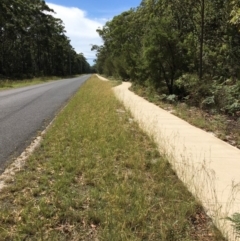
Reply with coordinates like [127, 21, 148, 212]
[0, 75, 90, 170]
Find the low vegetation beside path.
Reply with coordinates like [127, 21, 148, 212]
[0, 76, 224, 240]
[131, 83, 240, 150]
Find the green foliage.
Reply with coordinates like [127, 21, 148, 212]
[201, 96, 215, 109]
[214, 81, 240, 115]
[166, 94, 177, 103]
[227, 213, 240, 236]
[93, 0, 240, 116]
[174, 74, 199, 96]
[0, 0, 91, 80]
[230, 0, 240, 29]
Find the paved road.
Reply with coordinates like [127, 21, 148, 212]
[0, 75, 90, 170]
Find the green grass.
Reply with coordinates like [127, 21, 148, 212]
[0, 76, 224, 240]
[0, 75, 82, 90]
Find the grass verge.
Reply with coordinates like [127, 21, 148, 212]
[0, 75, 81, 90]
[0, 76, 224, 240]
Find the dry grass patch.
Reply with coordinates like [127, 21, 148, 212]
[0, 75, 81, 90]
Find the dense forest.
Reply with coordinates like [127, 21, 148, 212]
[0, 0, 91, 80]
[93, 0, 240, 116]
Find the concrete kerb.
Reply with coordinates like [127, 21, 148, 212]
[106, 78, 240, 241]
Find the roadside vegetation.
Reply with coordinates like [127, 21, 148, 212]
[131, 83, 240, 150]
[0, 0, 92, 81]
[92, 0, 240, 118]
[0, 76, 224, 240]
[92, 1, 240, 230]
[0, 75, 82, 90]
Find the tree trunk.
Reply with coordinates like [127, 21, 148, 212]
[199, 0, 204, 80]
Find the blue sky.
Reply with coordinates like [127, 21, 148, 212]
[46, 0, 141, 65]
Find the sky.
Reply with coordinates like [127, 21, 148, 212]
[46, 0, 142, 65]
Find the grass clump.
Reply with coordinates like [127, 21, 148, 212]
[227, 213, 240, 237]
[0, 76, 224, 240]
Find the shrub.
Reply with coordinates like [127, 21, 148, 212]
[201, 96, 215, 109]
[174, 74, 199, 96]
[227, 213, 240, 236]
[214, 81, 240, 115]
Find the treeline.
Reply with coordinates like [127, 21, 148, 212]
[0, 0, 91, 80]
[93, 0, 240, 115]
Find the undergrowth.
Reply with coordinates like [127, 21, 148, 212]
[131, 83, 240, 149]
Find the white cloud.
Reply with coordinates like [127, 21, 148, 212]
[46, 2, 105, 65]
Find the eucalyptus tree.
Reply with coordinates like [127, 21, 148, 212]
[94, 0, 240, 96]
[93, 9, 146, 80]
[0, 0, 90, 80]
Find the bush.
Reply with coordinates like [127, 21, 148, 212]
[214, 81, 240, 115]
[174, 74, 213, 106]
[227, 213, 240, 236]
[174, 74, 199, 96]
[201, 96, 215, 109]
[166, 94, 177, 103]
[174, 74, 240, 116]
